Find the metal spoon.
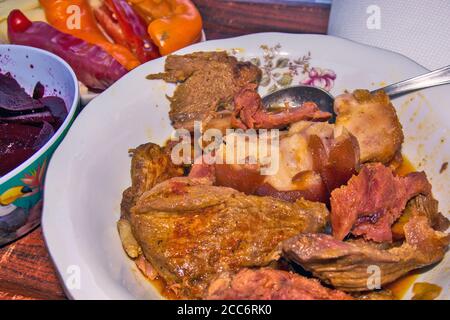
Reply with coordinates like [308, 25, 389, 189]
[262, 65, 450, 123]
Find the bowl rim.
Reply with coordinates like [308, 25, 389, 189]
[0, 44, 80, 184]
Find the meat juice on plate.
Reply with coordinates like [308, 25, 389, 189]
[387, 156, 430, 299]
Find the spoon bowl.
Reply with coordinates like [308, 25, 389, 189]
[262, 85, 336, 122]
[262, 65, 450, 124]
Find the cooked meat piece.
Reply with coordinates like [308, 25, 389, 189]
[211, 121, 359, 203]
[135, 254, 158, 280]
[129, 177, 329, 298]
[119, 143, 183, 258]
[331, 163, 431, 242]
[282, 215, 449, 292]
[231, 84, 331, 129]
[120, 142, 184, 220]
[147, 52, 261, 130]
[334, 90, 404, 163]
[206, 268, 353, 300]
[392, 194, 450, 239]
[405, 195, 449, 232]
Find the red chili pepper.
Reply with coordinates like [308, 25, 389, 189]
[8, 10, 128, 91]
[8, 10, 32, 33]
[97, 0, 160, 63]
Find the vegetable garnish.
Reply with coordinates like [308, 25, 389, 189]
[39, 0, 140, 71]
[93, 0, 160, 63]
[8, 9, 128, 91]
[130, 0, 203, 55]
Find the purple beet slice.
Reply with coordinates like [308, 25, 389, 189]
[0, 110, 55, 125]
[0, 72, 44, 111]
[39, 96, 68, 128]
[0, 71, 69, 177]
[32, 81, 45, 99]
[0, 122, 42, 176]
[33, 121, 54, 149]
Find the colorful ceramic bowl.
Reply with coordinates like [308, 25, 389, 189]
[0, 45, 79, 246]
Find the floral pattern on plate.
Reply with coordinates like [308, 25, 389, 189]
[232, 44, 336, 93]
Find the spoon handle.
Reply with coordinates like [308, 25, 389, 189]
[372, 65, 450, 98]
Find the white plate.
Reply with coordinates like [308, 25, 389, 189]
[42, 33, 450, 300]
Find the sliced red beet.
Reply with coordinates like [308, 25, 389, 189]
[32, 81, 45, 99]
[0, 110, 55, 125]
[0, 70, 68, 177]
[0, 122, 42, 176]
[39, 96, 68, 128]
[0, 72, 44, 111]
[33, 121, 54, 149]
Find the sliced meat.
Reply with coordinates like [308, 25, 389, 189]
[231, 84, 331, 129]
[118, 143, 183, 259]
[331, 163, 431, 242]
[147, 52, 261, 131]
[334, 90, 404, 163]
[129, 177, 329, 299]
[206, 268, 353, 300]
[212, 121, 358, 204]
[283, 215, 449, 292]
[392, 194, 450, 240]
[120, 142, 184, 220]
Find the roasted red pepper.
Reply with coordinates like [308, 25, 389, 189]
[39, 0, 140, 71]
[8, 10, 128, 91]
[95, 0, 160, 63]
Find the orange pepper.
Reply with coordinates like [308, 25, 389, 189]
[39, 0, 140, 70]
[129, 0, 202, 55]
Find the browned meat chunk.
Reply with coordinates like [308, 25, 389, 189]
[206, 268, 353, 300]
[120, 142, 184, 220]
[119, 143, 184, 258]
[392, 194, 450, 240]
[283, 215, 449, 292]
[129, 177, 329, 298]
[147, 52, 261, 130]
[330, 163, 431, 242]
[210, 121, 359, 204]
[334, 90, 404, 163]
[231, 84, 331, 129]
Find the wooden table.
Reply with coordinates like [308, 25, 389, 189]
[0, 0, 330, 300]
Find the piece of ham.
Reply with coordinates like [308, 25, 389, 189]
[330, 163, 432, 242]
[231, 84, 331, 129]
[206, 268, 353, 300]
[283, 215, 449, 291]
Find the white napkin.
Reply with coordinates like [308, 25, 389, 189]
[327, 0, 450, 70]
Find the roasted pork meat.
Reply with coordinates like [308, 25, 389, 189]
[128, 176, 329, 298]
[120, 142, 184, 221]
[334, 90, 404, 164]
[283, 214, 449, 292]
[231, 84, 331, 129]
[206, 268, 353, 300]
[209, 120, 360, 203]
[119, 143, 184, 258]
[147, 51, 261, 131]
[330, 163, 431, 242]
